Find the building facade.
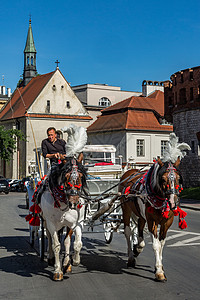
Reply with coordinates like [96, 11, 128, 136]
[87, 91, 173, 166]
[164, 66, 200, 187]
[72, 83, 142, 123]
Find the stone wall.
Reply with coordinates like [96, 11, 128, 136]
[173, 110, 200, 187]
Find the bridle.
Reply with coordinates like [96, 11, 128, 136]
[66, 158, 82, 196]
[165, 162, 180, 196]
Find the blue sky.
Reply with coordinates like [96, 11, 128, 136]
[0, 0, 200, 93]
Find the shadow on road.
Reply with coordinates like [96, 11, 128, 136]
[0, 236, 52, 279]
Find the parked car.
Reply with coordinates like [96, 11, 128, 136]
[20, 177, 31, 192]
[0, 179, 10, 194]
[8, 179, 22, 192]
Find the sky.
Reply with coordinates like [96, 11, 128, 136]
[0, 0, 200, 93]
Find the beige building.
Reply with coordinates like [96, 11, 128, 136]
[72, 83, 142, 123]
[0, 68, 92, 178]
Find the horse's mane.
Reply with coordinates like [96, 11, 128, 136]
[49, 158, 88, 196]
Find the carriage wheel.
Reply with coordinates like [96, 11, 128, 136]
[38, 218, 45, 261]
[103, 222, 113, 244]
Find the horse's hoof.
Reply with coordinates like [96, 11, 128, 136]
[63, 263, 72, 274]
[72, 260, 80, 266]
[48, 257, 55, 266]
[127, 258, 136, 268]
[155, 273, 167, 282]
[53, 272, 63, 281]
[133, 246, 140, 257]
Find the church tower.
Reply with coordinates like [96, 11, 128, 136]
[23, 18, 37, 86]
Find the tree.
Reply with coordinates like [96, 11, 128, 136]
[0, 126, 25, 161]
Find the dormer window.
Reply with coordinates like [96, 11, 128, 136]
[98, 97, 111, 107]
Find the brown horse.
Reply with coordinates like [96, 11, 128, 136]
[119, 157, 183, 282]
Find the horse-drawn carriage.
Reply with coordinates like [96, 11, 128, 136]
[26, 125, 190, 282]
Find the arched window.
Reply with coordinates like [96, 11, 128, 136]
[27, 56, 29, 65]
[31, 56, 33, 66]
[98, 97, 111, 107]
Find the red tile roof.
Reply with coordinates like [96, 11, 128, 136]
[0, 71, 55, 121]
[87, 110, 173, 132]
[87, 90, 172, 133]
[102, 90, 164, 116]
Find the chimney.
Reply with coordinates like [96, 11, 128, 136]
[2, 86, 6, 95]
[7, 88, 12, 97]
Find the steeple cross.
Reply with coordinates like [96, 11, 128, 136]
[55, 60, 60, 68]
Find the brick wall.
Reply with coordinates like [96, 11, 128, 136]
[164, 66, 200, 187]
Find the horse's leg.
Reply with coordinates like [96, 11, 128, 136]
[73, 223, 83, 266]
[63, 227, 73, 274]
[47, 222, 63, 281]
[133, 216, 146, 257]
[46, 227, 55, 266]
[147, 216, 168, 282]
[123, 202, 135, 267]
[155, 214, 174, 282]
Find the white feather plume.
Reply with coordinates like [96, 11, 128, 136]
[61, 124, 87, 157]
[162, 132, 191, 163]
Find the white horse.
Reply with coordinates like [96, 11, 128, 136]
[40, 125, 88, 281]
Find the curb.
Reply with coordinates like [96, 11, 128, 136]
[180, 204, 200, 212]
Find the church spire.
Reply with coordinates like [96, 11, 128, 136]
[23, 18, 37, 86]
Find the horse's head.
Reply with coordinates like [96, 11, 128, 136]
[50, 153, 87, 209]
[157, 157, 182, 209]
[63, 155, 85, 208]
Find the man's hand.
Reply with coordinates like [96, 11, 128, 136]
[54, 152, 60, 159]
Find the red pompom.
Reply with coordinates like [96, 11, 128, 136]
[173, 209, 179, 216]
[29, 216, 40, 226]
[29, 204, 35, 213]
[179, 219, 187, 230]
[25, 214, 32, 221]
[34, 204, 41, 214]
[179, 208, 187, 219]
[77, 204, 83, 209]
[162, 211, 169, 219]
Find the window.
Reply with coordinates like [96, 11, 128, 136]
[46, 100, 50, 113]
[179, 88, 186, 104]
[175, 92, 177, 105]
[137, 139, 145, 157]
[98, 97, 111, 107]
[181, 73, 183, 83]
[161, 140, 168, 156]
[66, 101, 70, 108]
[31, 56, 33, 66]
[190, 71, 193, 81]
[190, 87, 194, 101]
[27, 56, 29, 65]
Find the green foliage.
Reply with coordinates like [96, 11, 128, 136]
[180, 187, 200, 200]
[0, 126, 25, 161]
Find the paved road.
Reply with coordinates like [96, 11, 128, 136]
[0, 192, 200, 300]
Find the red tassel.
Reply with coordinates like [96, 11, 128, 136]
[74, 184, 82, 189]
[68, 182, 73, 188]
[29, 204, 35, 213]
[173, 209, 179, 216]
[179, 208, 187, 219]
[34, 204, 41, 214]
[77, 204, 83, 209]
[179, 219, 187, 230]
[25, 214, 32, 221]
[124, 186, 131, 195]
[29, 216, 40, 226]
[147, 206, 154, 214]
[162, 211, 169, 219]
